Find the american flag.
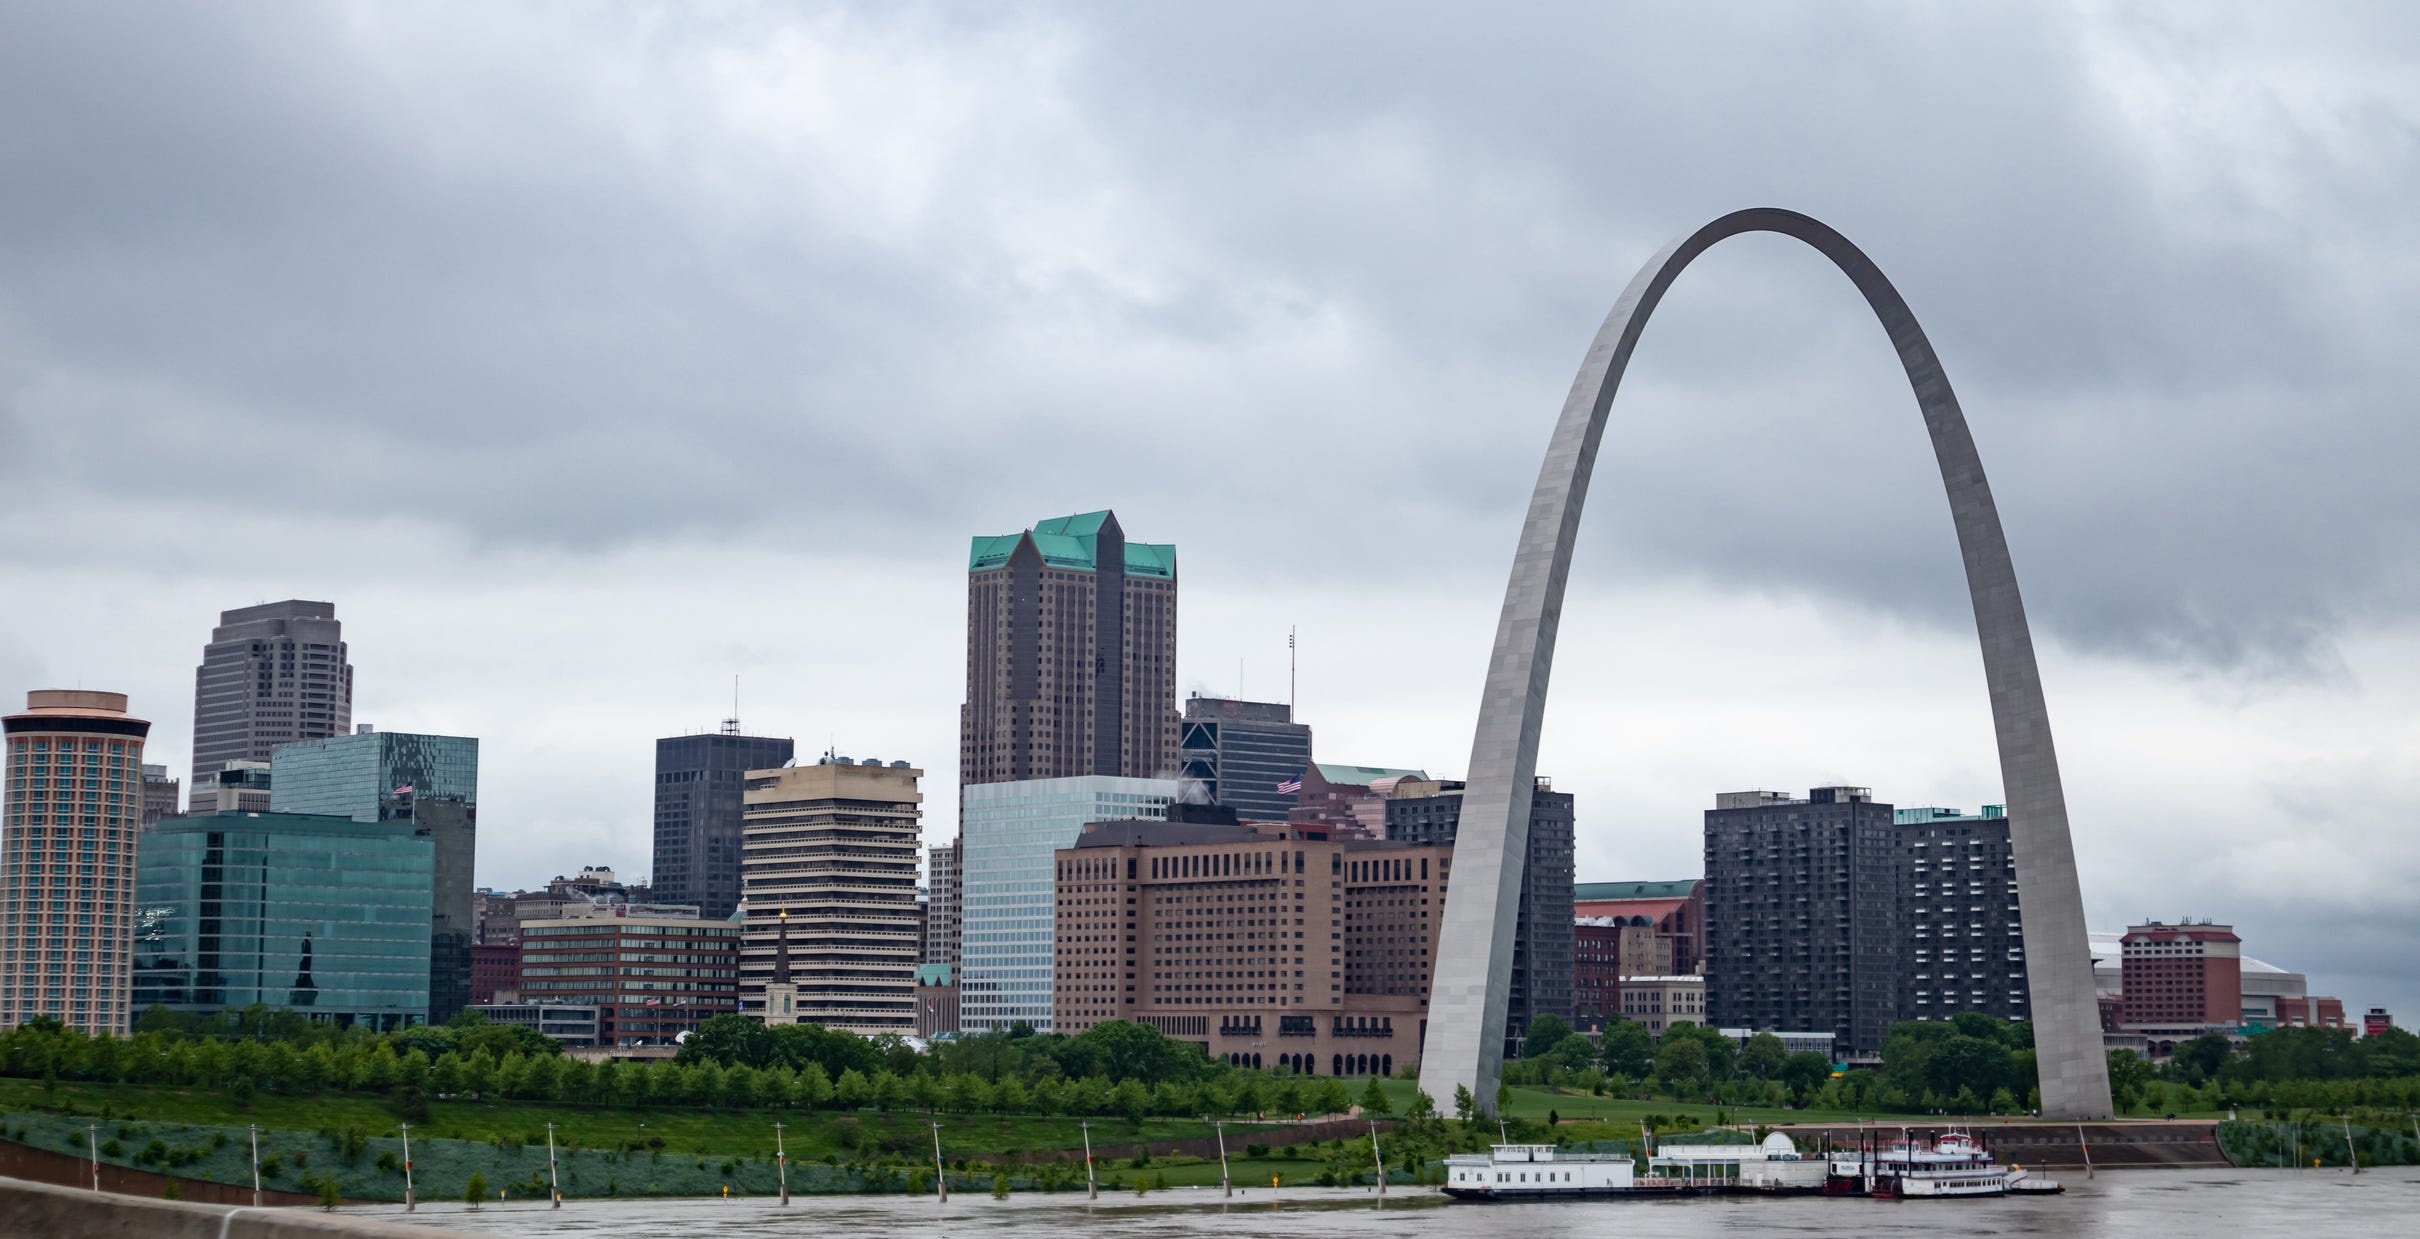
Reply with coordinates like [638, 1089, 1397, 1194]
[1277, 778, 1302, 795]
[392, 784, 414, 796]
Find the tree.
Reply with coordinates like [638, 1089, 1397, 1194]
[1407, 1088, 1439, 1124]
[1603, 1020, 1653, 1080]
[834, 1067, 871, 1110]
[1779, 1052, 1831, 1103]
[1522, 1014, 1574, 1059]
[464, 1172, 488, 1208]
[1359, 1077, 1393, 1116]
[2170, 1033, 2234, 1085]
[1739, 1033, 1788, 1080]
[1453, 1084, 1477, 1126]
[2107, 1049, 2152, 1114]
[1653, 1036, 1708, 1088]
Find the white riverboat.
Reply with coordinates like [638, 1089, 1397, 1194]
[1830, 1131, 2062, 1198]
[1442, 1143, 1647, 1199]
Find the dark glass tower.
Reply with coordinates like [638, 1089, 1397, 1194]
[1383, 779, 1576, 1057]
[1178, 696, 1313, 822]
[653, 727, 795, 921]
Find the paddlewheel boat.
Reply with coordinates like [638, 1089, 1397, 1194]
[1829, 1130, 2062, 1198]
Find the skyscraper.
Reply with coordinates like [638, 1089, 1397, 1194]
[189, 601, 352, 805]
[739, 757, 923, 1034]
[959, 775, 1176, 1031]
[924, 838, 961, 969]
[961, 511, 1178, 787]
[1704, 786, 1903, 1054]
[2, 690, 151, 1032]
[270, 727, 479, 1021]
[1382, 777, 1575, 1056]
[652, 725, 794, 921]
[1177, 696, 1313, 822]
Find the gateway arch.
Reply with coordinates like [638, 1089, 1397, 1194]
[1419, 208, 2113, 1121]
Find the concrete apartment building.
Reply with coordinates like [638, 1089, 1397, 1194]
[1177, 696, 1313, 823]
[515, 906, 739, 1046]
[1572, 878, 1706, 1028]
[1704, 786, 1904, 1055]
[1383, 777, 1575, 1056]
[1897, 805, 2030, 1024]
[1052, 808, 1450, 1076]
[189, 601, 351, 806]
[961, 510, 1178, 788]
[738, 757, 923, 1035]
[1, 690, 150, 1033]
[652, 725, 795, 922]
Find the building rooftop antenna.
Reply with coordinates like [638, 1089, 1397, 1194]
[720, 674, 741, 735]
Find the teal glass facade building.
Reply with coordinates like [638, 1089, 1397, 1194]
[132, 811, 433, 1028]
[958, 775, 1174, 1032]
[269, 730, 478, 820]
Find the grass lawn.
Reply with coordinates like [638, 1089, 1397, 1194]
[1340, 1076, 1909, 1129]
[0, 1078, 1268, 1161]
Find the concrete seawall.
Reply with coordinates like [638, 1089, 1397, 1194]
[0, 1174, 451, 1237]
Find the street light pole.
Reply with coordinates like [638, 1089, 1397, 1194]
[1210, 1118, 1230, 1197]
[774, 1121, 790, 1206]
[399, 1123, 415, 1213]
[930, 1120, 947, 1202]
[87, 1124, 100, 1193]
[249, 1124, 262, 1207]
[1080, 1121, 1097, 1200]
[546, 1122, 561, 1206]
[1370, 1119, 1385, 1196]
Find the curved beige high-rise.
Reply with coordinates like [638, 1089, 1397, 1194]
[1420, 208, 2113, 1120]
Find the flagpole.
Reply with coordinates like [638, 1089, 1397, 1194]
[1289, 627, 1296, 713]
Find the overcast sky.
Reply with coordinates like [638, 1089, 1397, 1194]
[5, 3, 2416, 1021]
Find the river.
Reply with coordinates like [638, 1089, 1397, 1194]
[359, 1167, 2415, 1237]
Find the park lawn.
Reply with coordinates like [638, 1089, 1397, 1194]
[0, 1078, 1269, 1162]
[1338, 1076, 1905, 1129]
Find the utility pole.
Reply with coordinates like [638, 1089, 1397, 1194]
[1080, 1121, 1097, 1200]
[399, 1123, 415, 1213]
[774, 1121, 790, 1206]
[546, 1122, 561, 1206]
[930, 1120, 948, 1202]
[86, 1124, 100, 1193]
[249, 1124, 263, 1207]
[1369, 1119, 1385, 1196]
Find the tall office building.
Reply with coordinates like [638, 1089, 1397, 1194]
[1704, 786, 1903, 1054]
[959, 775, 1176, 1031]
[1, 691, 150, 1032]
[739, 757, 924, 1034]
[2119, 920, 2241, 1027]
[1382, 777, 1576, 1055]
[924, 838, 962, 968]
[1054, 810, 1448, 1075]
[271, 728, 479, 1021]
[1896, 805, 2030, 1025]
[516, 907, 740, 1047]
[961, 511, 1178, 787]
[653, 725, 794, 921]
[139, 764, 181, 831]
[1177, 696, 1313, 822]
[189, 760, 273, 813]
[132, 811, 433, 1028]
[189, 601, 352, 805]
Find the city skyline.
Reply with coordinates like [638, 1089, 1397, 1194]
[5, 3, 2419, 1026]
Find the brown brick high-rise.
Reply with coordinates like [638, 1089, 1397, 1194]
[962, 511, 1177, 787]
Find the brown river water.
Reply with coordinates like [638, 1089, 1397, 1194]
[357, 1167, 2415, 1237]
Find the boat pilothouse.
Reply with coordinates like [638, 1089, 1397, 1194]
[1829, 1130, 2062, 1198]
[1443, 1143, 1640, 1199]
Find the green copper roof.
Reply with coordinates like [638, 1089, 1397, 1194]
[1315, 763, 1427, 786]
[1574, 879, 1699, 901]
[968, 511, 1176, 579]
